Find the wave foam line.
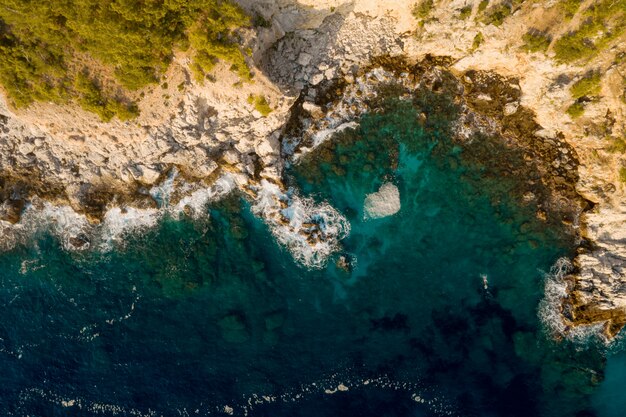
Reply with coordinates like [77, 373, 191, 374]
[251, 179, 350, 269]
[0, 175, 236, 254]
[538, 257, 605, 343]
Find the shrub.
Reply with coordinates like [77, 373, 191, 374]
[522, 29, 551, 52]
[553, 22, 601, 62]
[560, 0, 583, 18]
[566, 102, 585, 118]
[608, 137, 626, 153]
[74, 71, 140, 121]
[478, 0, 489, 12]
[0, 0, 251, 120]
[483, 3, 512, 26]
[554, 0, 626, 62]
[458, 5, 472, 19]
[413, 0, 435, 19]
[472, 32, 484, 51]
[248, 94, 272, 117]
[570, 72, 602, 99]
[619, 167, 626, 183]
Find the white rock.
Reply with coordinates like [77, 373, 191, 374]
[363, 183, 401, 220]
[310, 73, 324, 85]
[139, 165, 161, 185]
[302, 102, 324, 118]
[222, 149, 240, 165]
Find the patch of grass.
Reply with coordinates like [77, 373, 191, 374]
[248, 94, 272, 117]
[471, 32, 484, 51]
[0, 0, 251, 120]
[619, 166, 626, 183]
[566, 102, 585, 118]
[554, 0, 626, 63]
[522, 29, 551, 52]
[570, 72, 602, 99]
[413, 0, 435, 19]
[458, 5, 473, 19]
[478, 0, 490, 12]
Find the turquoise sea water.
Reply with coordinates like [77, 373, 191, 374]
[0, 94, 624, 416]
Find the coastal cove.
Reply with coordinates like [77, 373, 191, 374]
[0, 1, 626, 415]
[1, 78, 623, 417]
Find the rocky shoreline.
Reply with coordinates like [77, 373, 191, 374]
[1, 1, 625, 339]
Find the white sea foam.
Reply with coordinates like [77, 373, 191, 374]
[539, 257, 605, 343]
[0, 175, 237, 255]
[0, 171, 347, 269]
[18, 368, 458, 417]
[97, 207, 160, 251]
[0, 202, 91, 252]
[251, 179, 350, 269]
[172, 175, 236, 218]
[363, 182, 401, 220]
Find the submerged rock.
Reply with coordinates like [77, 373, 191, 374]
[363, 183, 401, 220]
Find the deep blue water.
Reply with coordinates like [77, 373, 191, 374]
[0, 95, 624, 416]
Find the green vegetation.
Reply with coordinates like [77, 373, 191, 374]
[559, 0, 583, 18]
[619, 166, 626, 183]
[0, 0, 251, 121]
[570, 72, 602, 99]
[74, 72, 139, 122]
[413, 0, 435, 19]
[458, 5, 473, 19]
[483, 2, 513, 26]
[553, 0, 626, 63]
[608, 136, 626, 153]
[478, 0, 490, 12]
[471, 32, 485, 51]
[565, 72, 601, 119]
[522, 29, 551, 52]
[248, 94, 272, 117]
[566, 102, 585, 118]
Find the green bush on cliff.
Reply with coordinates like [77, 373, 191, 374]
[522, 29, 551, 52]
[559, 0, 583, 18]
[608, 137, 626, 153]
[413, 0, 435, 19]
[471, 32, 484, 51]
[458, 5, 473, 19]
[247, 94, 272, 117]
[619, 167, 626, 183]
[0, 0, 251, 121]
[570, 72, 602, 99]
[553, 0, 626, 63]
[483, 3, 512, 26]
[566, 102, 585, 118]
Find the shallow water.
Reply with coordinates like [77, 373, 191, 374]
[0, 95, 619, 416]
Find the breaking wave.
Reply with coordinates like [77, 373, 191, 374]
[251, 179, 350, 269]
[539, 257, 605, 343]
[0, 175, 236, 254]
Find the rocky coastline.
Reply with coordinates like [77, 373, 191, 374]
[0, 1, 625, 339]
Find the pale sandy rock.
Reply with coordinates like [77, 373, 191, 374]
[363, 183, 401, 220]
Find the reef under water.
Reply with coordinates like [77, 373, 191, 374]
[0, 80, 623, 417]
